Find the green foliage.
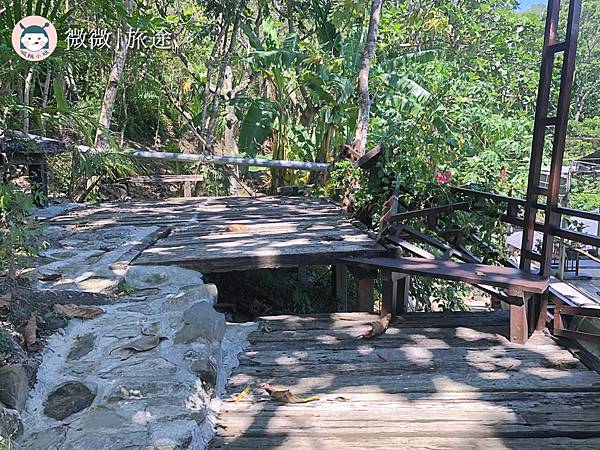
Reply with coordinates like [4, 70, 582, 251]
[237, 98, 279, 156]
[0, 185, 44, 278]
[570, 176, 600, 211]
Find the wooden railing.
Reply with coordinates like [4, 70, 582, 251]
[451, 186, 600, 248]
[554, 305, 600, 344]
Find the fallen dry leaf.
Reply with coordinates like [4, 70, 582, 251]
[53, 304, 104, 319]
[232, 386, 253, 403]
[357, 313, 391, 340]
[259, 383, 320, 404]
[226, 224, 249, 232]
[110, 333, 167, 356]
[376, 352, 388, 362]
[24, 314, 38, 350]
[39, 273, 62, 282]
[0, 293, 12, 308]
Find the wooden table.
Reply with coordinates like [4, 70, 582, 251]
[1, 133, 66, 207]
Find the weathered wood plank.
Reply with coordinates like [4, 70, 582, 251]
[134, 243, 384, 271]
[256, 311, 512, 330]
[221, 390, 600, 409]
[215, 312, 600, 449]
[152, 228, 373, 248]
[247, 325, 535, 344]
[211, 436, 600, 449]
[237, 344, 583, 370]
[169, 218, 358, 237]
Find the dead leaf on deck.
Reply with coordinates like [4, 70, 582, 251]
[39, 273, 62, 282]
[24, 314, 38, 350]
[376, 352, 388, 362]
[357, 313, 391, 340]
[259, 383, 320, 404]
[226, 224, 249, 232]
[53, 304, 104, 319]
[0, 293, 12, 308]
[231, 385, 253, 403]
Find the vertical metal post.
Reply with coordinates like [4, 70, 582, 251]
[520, 0, 582, 278]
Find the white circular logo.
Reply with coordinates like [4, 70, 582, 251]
[12, 16, 58, 61]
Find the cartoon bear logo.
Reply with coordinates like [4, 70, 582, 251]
[12, 16, 57, 61]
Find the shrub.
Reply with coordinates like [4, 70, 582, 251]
[0, 185, 44, 279]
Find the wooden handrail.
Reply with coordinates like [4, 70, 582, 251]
[387, 202, 470, 222]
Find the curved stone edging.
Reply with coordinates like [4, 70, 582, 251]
[16, 221, 256, 450]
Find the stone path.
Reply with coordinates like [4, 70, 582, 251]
[11, 209, 255, 449]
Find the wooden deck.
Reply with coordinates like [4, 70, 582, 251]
[213, 311, 600, 449]
[47, 196, 385, 273]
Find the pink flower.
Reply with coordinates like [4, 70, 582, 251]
[434, 170, 452, 185]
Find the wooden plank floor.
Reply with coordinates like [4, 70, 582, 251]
[213, 311, 600, 449]
[46, 196, 386, 273]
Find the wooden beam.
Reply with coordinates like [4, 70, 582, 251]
[353, 143, 384, 169]
[387, 202, 470, 222]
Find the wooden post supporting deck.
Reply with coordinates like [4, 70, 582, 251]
[348, 266, 377, 312]
[509, 292, 547, 344]
[334, 263, 348, 311]
[381, 270, 410, 316]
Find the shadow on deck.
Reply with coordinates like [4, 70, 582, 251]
[213, 311, 600, 449]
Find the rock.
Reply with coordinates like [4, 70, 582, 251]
[43, 315, 69, 332]
[174, 302, 226, 346]
[43, 382, 95, 421]
[191, 357, 218, 391]
[0, 332, 28, 365]
[125, 266, 204, 295]
[66, 334, 96, 361]
[149, 421, 196, 449]
[0, 402, 22, 438]
[159, 285, 218, 313]
[0, 364, 30, 411]
[16, 426, 66, 450]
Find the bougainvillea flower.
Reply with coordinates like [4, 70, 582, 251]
[434, 170, 452, 184]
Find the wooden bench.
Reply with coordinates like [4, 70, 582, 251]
[338, 178, 550, 344]
[1, 132, 66, 207]
[340, 256, 549, 344]
[121, 175, 204, 197]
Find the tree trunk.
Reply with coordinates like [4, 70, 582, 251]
[94, 0, 133, 149]
[353, 0, 383, 158]
[41, 65, 52, 132]
[222, 66, 239, 195]
[22, 67, 35, 133]
[574, 78, 600, 121]
[205, 4, 244, 152]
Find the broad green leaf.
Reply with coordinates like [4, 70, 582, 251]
[238, 98, 279, 157]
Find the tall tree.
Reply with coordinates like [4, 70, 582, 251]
[95, 0, 134, 149]
[353, 0, 383, 158]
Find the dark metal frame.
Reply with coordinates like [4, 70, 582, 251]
[554, 305, 600, 344]
[451, 187, 600, 249]
[521, 0, 583, 278]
